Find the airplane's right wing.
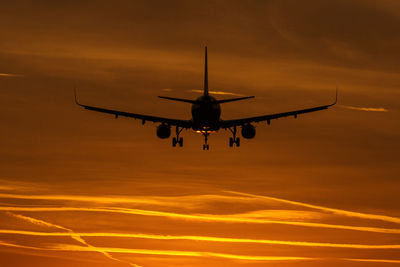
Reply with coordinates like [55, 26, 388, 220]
[75, 91, 191, 128]
[220, 90, 337, 128]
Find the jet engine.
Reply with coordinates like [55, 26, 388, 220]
[156, 124, 171, 139]
[241, 123, 256, 139]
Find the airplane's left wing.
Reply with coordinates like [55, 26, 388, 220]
[220, 90, 337, 128]
[75, 92, 191, 128]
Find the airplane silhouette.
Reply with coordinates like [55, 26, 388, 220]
[75, 47, 337, 150]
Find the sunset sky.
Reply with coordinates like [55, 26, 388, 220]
[0, 1, 399, 266]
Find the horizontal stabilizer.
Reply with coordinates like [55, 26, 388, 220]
[216, 96, 255, 104]
[158, 96, 196, 104]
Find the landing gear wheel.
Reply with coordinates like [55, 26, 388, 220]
[229, 137, 234, 147]
[178, 137, 183, 147]
[228, 126, 241, 148]
[235, 137, 240, 147]
[172, 137, 177, 147]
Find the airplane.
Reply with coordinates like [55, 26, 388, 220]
[75, 47, 337, 150]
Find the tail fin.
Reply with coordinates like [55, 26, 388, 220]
[204, 46, 208, 96]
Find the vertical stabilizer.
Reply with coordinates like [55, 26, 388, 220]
[204, 46, 208, 96]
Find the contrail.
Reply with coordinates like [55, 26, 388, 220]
[1, 240, 399, 265]
[1, 229, 400, 249]
[344, 258, 400, 264]
[0, 73, 21, 77]
[190, 89, 245, 96]
[0, 193, 258, 208]
[227, 191, 400, 225]
[0, 240, 101, 263]
[46, 244, 317, 262]
[0, 239, 313, 261]
[4, 191, 399, 225]
[340, 105, 388, 112]
[7, 213, 141, 267]
[1, 206, 400, 234]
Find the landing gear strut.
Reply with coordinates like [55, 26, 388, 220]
[202, 131, 210, 150]
[172, 126, 183, 147]
[228, 126, 240, 147]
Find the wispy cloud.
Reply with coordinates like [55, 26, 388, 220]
[340, 105, 388, 112]
[0, 73, 22, 77]
[2, 206, 400, 234]
[227, 191, 400, 225]
[0, 240, 101, 263]
[8, 213, 141, 267]
[190, 89, 245, 96]
[216, 209, 323, 220]
[2, 229, 400, 249]
[0, 193, 264, 210]
[0, 180, 44, 192]
[344, 258, 400, 264]
[2, 240, 400, 265]
[49, 244, 316, 262]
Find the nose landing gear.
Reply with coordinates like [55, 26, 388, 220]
[228, 126, 240, 147]
[172, 126, 184, 147]
[202, 132, 210, 150]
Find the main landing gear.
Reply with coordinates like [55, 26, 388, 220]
[172, 126, 183, 147]
[228, 126, 240, 147]
[202, 131, 210, 150]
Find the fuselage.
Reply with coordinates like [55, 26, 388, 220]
[191, 95, 221, 131]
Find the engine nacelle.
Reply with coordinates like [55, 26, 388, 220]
[241, 123, 256, 139]
[156, 124, 171, 139]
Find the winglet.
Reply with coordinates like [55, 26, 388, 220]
[329, 87, 338, 107]
[74, 86, 83, 107]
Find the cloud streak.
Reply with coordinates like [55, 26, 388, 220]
[5, 191, 399, 226]
[1, 206, 400, 234]
[7, 213, 141, 267]
[190, 89, 245, 96]
[344, 258, 400, 264]
[0, 193, 261, 208]
[41, 243, 318, 262]
[0, 73, 21, 77]
[1, 229, 400, 250]
[227, 191, 400, 225]
[340, 105, 388, 112]
[2, 240, 400, 265]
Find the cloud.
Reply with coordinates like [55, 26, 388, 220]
[2, 239, 400, 264]
[48, 244, 316, 262]
[1, 206, 400, 234]
[0, 73, 21, 77]
[1, 229, 400, 250]
[190, 89, 245, 96]
[0, 180, 44, 192]
[340, 105, 388, 112]
[343, 258, 400, 264]
[227, 191, 400, 225]
[7, 212, 67, 229]
[8, 212, 141, 267]
[216, 209, 323, 220]
[0, 192, 269, 210]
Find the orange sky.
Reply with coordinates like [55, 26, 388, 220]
[0, 1, 399, 266]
